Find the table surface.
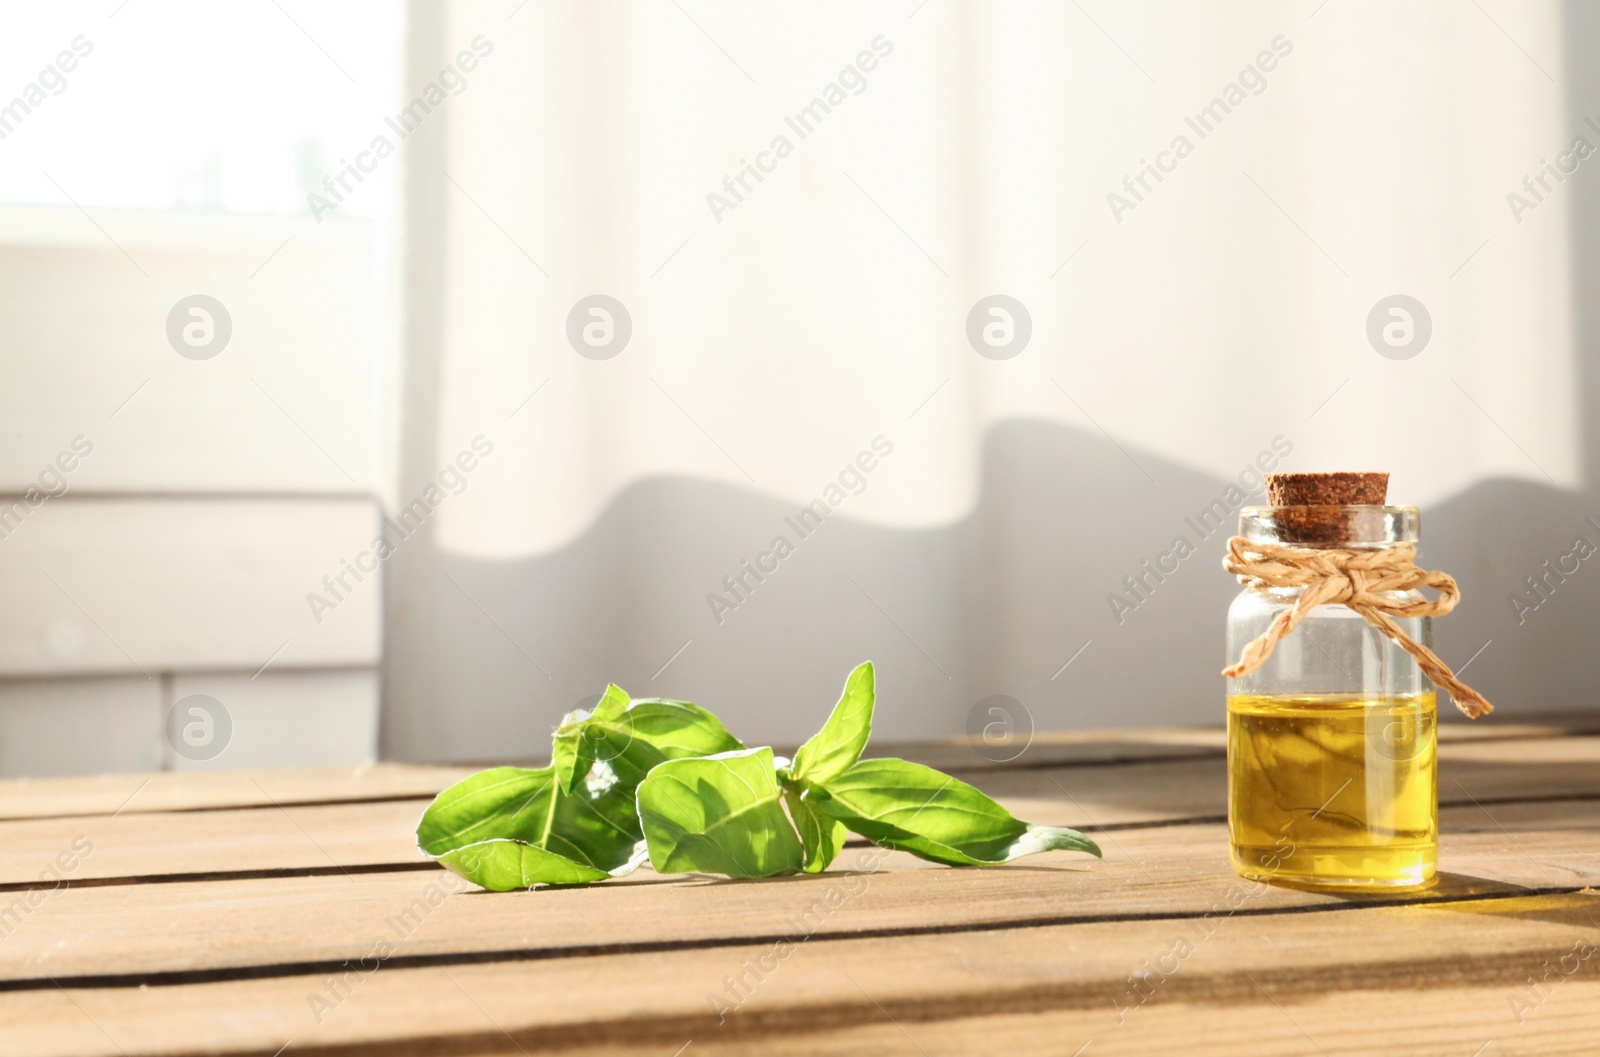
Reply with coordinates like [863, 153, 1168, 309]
[4, 717, 1599, 1056]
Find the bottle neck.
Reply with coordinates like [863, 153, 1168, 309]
[1238, 505, 1420, 547]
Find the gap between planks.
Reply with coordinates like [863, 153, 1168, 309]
[11, 891, 1600, 1057]
[5, 735, 1600, 891]
[11, 788, 1600, 895]
[3, 880, 1592, 995]
[6, 713, 1594, 823]
[6, 797, 1597, 992]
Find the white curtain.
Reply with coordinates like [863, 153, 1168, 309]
[384, 0, 1593, 761]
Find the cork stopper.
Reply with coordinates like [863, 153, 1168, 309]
[1264, 472, 1389, 543]
[1266, 472, 1388, 507]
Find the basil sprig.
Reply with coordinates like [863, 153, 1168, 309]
[417, 662, 1099, 890]
[636, 747, 805, 877]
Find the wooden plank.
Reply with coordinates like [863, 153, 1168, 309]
[5, 733, 1600, 886]
[0, 800, 431, 888]
[866, 725, 1224, 770]
[968, 732, 1600, 826]
[3, 798, 1595, 987]
[891, 711, 1600, 773]
[0, 759, 1221, 886]
[72, 727, 1600, 819]
[0, 763, 473, 821]
[435, 731, 1231, 774]
[444, 714, 1600, 775]
[9, 889, 1599, 1056]
[677, 987, 1600, 1057]
[1436, 711, 1600, 740]
[5, 717, 1593, 820]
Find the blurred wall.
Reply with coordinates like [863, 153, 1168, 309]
[383, 0, 1600, 762]
[0, 1, 1592, 776]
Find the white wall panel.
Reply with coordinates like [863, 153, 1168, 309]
[0, 497, 381, 677]
[0, 677, 162, 778]
[0, 206, 380, 494]
[167, 670, 378, 772]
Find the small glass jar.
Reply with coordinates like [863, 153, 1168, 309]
[1226, 505, 1438, 889]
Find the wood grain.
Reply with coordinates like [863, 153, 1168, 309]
[9, 723, 1600, 1057]
[0, 799, 433, 888]
[7, 889, 1598, 1056]
[4, 717, 1587, 821]
[0, 763, 473, 821]
[5, 735, 1599, 886]
[5, 798, 1597, 987]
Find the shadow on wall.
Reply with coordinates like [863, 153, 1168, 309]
[381, 416, 1600, 763]
[381, 0, 1600, 763]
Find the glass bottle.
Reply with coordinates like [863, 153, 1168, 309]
[1225, 504, 1437, 889]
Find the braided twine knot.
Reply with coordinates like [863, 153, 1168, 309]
[1222, 537, 1493, 719]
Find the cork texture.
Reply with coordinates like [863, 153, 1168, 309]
[1264, 472, 1389, 543]
[1266, 472, 1388, 506]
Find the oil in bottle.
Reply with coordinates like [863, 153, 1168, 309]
[1227, 691, 1437, 888]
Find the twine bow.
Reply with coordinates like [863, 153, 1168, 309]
[1222, 537, 1493, 719]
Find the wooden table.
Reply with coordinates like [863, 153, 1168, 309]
[4, 718, 1599, 1056]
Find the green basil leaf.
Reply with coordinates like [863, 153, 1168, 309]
[598, 698, 745, 792]
[417, 761, 645, 889]
[416, 766, 556, 857]
[438, 838, 613, 890]
[789, 660, 874, 786]
[636, 747, 804, 878]
[784, 787, 847, 874]
[622, 697, 745, 761]
[553, 684, 630, 792]
[555, 692, 742, 793]
[545, 766, 646, 869]
[811, 758, 1101, 866]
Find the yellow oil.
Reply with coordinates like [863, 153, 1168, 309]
[1227, 692, 1438, 889]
